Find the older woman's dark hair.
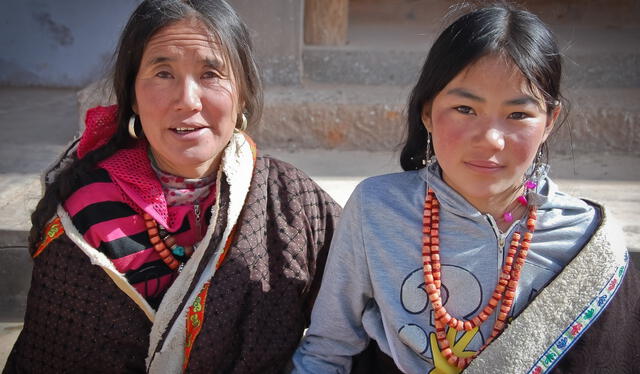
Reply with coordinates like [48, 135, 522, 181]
[28, 0, 262, 252]
[400, 3, 563, 171]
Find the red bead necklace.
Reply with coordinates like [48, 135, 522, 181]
[143, 212, 194, 272]
[422, 188, 537, 369]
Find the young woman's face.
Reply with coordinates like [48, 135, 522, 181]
[134, 17, 240, 178]
[423, 55, 559, 205]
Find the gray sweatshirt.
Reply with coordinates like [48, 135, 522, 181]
[292, 163, 598, 374]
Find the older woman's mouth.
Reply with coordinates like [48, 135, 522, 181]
[172, 127, 200, 134]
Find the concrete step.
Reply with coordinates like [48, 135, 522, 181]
[0, 323, 22, 366]
[303, 23, 640, 89]
[251, 84, 640, 153]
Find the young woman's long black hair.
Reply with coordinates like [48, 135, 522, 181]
[28, 0, 263, 253]
[400, 3, 563, 171]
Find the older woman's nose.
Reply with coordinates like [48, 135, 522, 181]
[176, 77, 203, 112]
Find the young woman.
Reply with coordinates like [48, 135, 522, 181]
[293, 4, 639, 373]
[4, 1, 339, 373]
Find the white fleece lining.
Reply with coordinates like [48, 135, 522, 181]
[56, 206, 156, 322]
[41, 138, 78, 192]
[146, 132, 255, 373]
[466, 206, 628, 374]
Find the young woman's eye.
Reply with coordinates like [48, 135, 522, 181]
[508, 112, 529, 120]
[455, 106, 475, 115]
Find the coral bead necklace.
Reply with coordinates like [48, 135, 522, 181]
[422, 188, 538, 369]
[143, 212, 194, 272]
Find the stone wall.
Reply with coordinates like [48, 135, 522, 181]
[0, 0, 138, 87]
[0, 0, 304, 88]
[229, 0, 304, 86]
[350, 0, 640, 27]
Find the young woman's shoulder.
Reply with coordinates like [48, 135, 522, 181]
[538, 177, 600, 226]
[350, 170, 424, 208]
[535, 177, 605, 260]
[360, 170, 422, 192]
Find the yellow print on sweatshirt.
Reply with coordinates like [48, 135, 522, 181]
[429, 326, 478, 374]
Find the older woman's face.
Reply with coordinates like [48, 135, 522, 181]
[134, 17, 240, 178]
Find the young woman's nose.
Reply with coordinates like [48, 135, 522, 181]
[475, 119, 506, 151]
[485, 128, 506, 150]
[175, 77, 203, 112]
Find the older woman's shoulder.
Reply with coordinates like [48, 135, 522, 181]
[257, 155, 328, 189]
[256, 155, 339, 204]
[257, 155, 310, 178]
[63, 167, 122, 204]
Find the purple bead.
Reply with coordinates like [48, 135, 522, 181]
[503, 212, 514, 222]
[525, 180, 537, 189]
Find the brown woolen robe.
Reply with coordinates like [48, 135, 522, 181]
[4, 156, 341, 373]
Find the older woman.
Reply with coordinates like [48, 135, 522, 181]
[4, 0, 340, 373]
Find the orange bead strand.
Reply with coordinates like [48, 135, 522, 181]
[422, 189, 537, 369]
[143, 212, 181, 271]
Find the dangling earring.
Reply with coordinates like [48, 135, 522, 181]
[503, 147, 545, 223]
[423, 132, 433, 166]
[128, 115, 139, 139]
[236, 112, 248, 132]
[535, 147, 543, 168]
[532, 147, 544, 181]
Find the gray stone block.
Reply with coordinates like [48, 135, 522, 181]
[631, 251, 640, 266]
[229, 0, 303, 86]
[302, 46, 640, 89]
[0, 247, 32, 322]
[248, 84, 410, 150]
[303, 47, 423, 86]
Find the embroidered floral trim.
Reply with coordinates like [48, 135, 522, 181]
[181, 134, 257, 370]
[181, 211, 241, 370]
[527, 252, 629, 374]
[33, 217, 64, 258]
[183, 281, 211, 370]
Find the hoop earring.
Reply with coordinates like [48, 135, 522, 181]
[237, 112, 248, 132]
[128, 115, 139, 139]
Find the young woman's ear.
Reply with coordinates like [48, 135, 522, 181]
[421, 106, 433, 132]
[542, 103, 561, 141]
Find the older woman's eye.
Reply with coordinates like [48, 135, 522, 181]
[156, 71, 172, 79]
[202, 71, 221, 80]
[508, 112, 529, 120]
[455, 106, 475, 115]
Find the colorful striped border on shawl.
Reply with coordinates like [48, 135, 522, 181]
[33, 217, 65, 258]
[527, 251, 629, 374]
